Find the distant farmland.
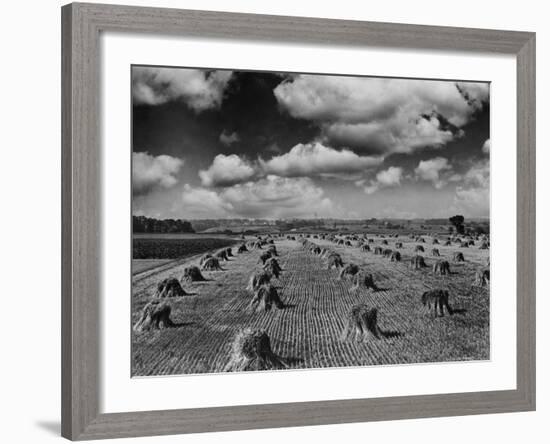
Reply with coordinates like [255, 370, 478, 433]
[132, 235, 239, 275]
[132, 232, 490, 376]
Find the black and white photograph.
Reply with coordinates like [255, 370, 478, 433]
[1, 0, 542, 442]
[131, 65, 490, 376]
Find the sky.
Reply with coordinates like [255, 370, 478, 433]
[132, 66, 490, 220]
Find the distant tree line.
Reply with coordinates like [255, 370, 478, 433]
[133, 215, 195, 233]
[274, 219, 324, 231]
[191, 219, 276, 232]
[424, 218, 450, 225]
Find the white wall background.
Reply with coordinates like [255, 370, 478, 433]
[0, 0, 545, 442]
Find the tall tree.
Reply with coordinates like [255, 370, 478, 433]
[449, 215, 465, 235]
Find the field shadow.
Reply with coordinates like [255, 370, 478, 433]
[445, 270, 461, 276]
[193, 277, 215, 282]
[450, 307, 467, 315]
[373, 286, 390, 292]
[283, 356, 303, 367]
[422, 307, 467, 318]
[380, 329, 403, 339]
[246, 302, 296, 312]
[172, 320, 196, 328]
[201, 269, 227, 275]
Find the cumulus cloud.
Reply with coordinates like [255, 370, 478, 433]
[453, 187, 489, 215]
[362, 166, 404, 194]
[274, 76, 488, 154]
[325, 114, 455, 154]
[450, 159, 490, 217]
[482, 139, 490, 154]
[181, 176, 336, 218]
[132, 67, 232, 112]
[261, 142, 382, 178]
[362, 185, 379, 195]
[198, 142, 382, 187]
[219, 130, 240, 146]
[414, 157, 453, 189]
[180, 184, 232, 217]
[198, 154, 257, 187]
[377, 166, 404, 186]
[133, 152, 183, 196]
[463, 159, 490, 189]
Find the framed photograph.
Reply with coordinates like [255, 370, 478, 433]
[62, 2, 536, 440]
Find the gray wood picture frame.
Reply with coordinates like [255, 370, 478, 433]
[61, 2, 536, 440]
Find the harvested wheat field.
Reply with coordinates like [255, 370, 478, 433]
[132, 234, 490, 376]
